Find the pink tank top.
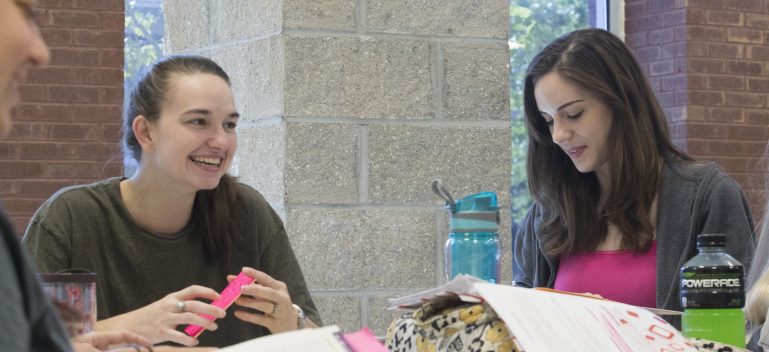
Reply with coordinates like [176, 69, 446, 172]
[553, 241, 657, 308]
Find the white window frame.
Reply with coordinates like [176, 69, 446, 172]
[606, 0, 625, 40]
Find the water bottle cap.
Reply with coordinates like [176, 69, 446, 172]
[430, 180, 499, 232]
[697, 233, 726, 248]
[450, 192, 499, 232]
[453, 191, 498, 213]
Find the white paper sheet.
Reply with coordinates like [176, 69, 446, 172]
[475, 283, 698, 352]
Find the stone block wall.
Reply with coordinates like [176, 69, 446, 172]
[164, 0, 511, 335]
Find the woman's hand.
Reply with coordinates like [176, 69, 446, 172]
[229, 267, 300, 334]
[94, 285, 226, 346]
[71, 330, 150, 352]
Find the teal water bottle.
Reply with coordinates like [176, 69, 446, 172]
[680, 233, 745, 348]
[432, 180, 501, 284]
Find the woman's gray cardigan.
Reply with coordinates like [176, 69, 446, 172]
[512, 158, 756, 313]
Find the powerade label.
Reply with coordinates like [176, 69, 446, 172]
[680, 266, 744, 308]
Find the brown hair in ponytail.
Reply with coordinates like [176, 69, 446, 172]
[123, 55, 238, 263]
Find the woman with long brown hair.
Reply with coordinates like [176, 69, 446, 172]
[513, 28, 755, 313]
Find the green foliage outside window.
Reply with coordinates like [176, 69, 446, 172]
[508, 0, 590, 222]
[124, 0, 163, 175]
[125, 0, 164, 93]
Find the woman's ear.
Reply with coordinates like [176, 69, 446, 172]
[132, 115, 154, 152]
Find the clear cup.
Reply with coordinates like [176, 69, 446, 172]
[39, 269, 97, 336]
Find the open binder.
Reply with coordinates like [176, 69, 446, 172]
[388, 275, 697, 352]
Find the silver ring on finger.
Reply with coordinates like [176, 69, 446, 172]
[270, 302, 278, 316]
[176, 300, 187, 313]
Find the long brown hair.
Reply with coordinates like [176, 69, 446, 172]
[123, 55, 238, 263]
[523, 28, 692, 257]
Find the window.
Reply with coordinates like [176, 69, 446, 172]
[125, 0, 164, 92]
[508, 0, 622, 224]
[124, 0, 164, 173]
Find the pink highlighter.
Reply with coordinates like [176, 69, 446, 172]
[183, 272, 256, 338]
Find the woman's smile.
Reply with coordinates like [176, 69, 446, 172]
[190, 156, 223, 167]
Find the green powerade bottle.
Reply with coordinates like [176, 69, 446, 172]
[680, 233, 745, 348]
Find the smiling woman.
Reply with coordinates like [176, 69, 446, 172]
[22, 56, 322, 348]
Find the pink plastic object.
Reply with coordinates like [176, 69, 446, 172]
[183, 272, 256, 338]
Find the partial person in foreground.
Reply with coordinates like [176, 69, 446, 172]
[23, 55, 321, 348]
[512, 28, 755, 314]
[744, 147, 769, 352]
[0, 0, 150, 350]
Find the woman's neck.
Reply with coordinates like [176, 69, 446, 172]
[119, 171, 196, 236]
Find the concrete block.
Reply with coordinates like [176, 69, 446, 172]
[366, 296, 405, 337]
[285, 122, 359, 204]
[369, 125, 511, 206]
[163, 0, 209, 53]
[444, 43, 510, 120]
[284, 0, 356, 31]
[210, 0, 281, 42]
[286, 208, 438, 290]
[210, 37, 284, 120]
[367, 0, 508, 38]
[312, 295, 361, 332]
[234, 123, 286, 212]
[284, 36, 432, 118]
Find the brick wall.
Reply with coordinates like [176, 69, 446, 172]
[1, 0, 124, 236]
[626, 0, 769, 219]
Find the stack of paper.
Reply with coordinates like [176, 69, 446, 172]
[385, 277, 696, 352]
[475, 283, 697, 352]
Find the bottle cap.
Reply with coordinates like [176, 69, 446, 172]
[449, 192, 499, 232]
[431, 179, 499, 233]
[696, 233, 726, 248]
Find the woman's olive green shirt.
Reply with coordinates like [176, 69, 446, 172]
[23, 177, 321, 348]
